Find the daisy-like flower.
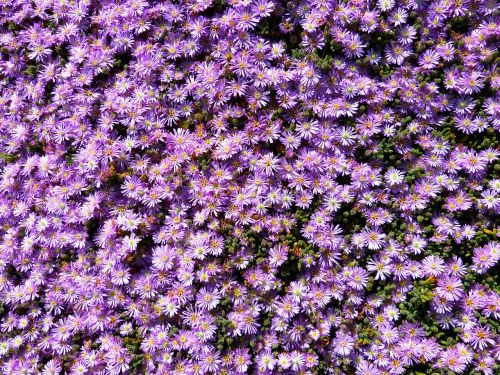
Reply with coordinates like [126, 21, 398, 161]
[419, 50, 440, 70]
[257, 153, 279, 176]
[121, 234, 140, 253]
[458, 71, 485, 95]
[422, 255, 446, 277]
[344, 33, 366, 58]
[367, 256, 391, 280]
[462, 152, 488, 174]
[333, 332, 355, 356]
[119, 322, 133, 336]
[337, 126, 357, 146]
[111, 267, 131, 285]
[389, 8, 408, 26]
[478, 189, 500, 210]
[385, 168, 405, 186]
[152, 245, 176, 271]
[361, 227, 386, 250]
[398, 25, 417, 45]
[349, 267, 369, 290]
[196, 287, 220, 311]
[277, 352, 291, 370]
[41, 360, 62, 375]
[447, 256, 468, 277]
[380, 325, 399, 344]
[472, 243, 500, 273]
[257, 351, 276, 372]
[289, 280, 308, 302]
[296, 119, 320, 140]
[470, 325, 495, 350]
[408, 236, 427, 254]
[28, 44, 52, 61]
[385, 43, 411, 65]
[269, 245, 288, 267]
[232, 348, 251, 373]
[436, 276, 464, 301]
[200, 350, 221, 373]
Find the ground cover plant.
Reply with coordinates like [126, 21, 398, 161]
[0, 0, 499, 374]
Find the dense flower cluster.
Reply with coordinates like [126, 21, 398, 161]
[0, 0, 499, 374]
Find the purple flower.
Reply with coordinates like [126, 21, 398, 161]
[436, 276, 465, 302]
[0, 0, 498, 373]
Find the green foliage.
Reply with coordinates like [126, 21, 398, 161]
[124, 328, 145, 373]
[23, 64, 39, 77]
[399, 278, 435, 323]
[0, 153, 18, 162]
